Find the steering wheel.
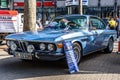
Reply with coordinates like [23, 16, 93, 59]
[67, 21, 76, 27]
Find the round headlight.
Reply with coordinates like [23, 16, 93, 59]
[39, 43, 46, 50]
[48, 44, 55, 51]
[10, 41, 17, 51]
[27, 45, 34, 53]
[6, 41, 11, 46]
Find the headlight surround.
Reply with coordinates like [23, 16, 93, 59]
[39, 43, 46, 50]
[48, 44, 55, 51]
[27, 45, 34, 53]
[10, 41, 17, 51]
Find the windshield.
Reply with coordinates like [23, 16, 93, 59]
[45, 16, 87, 30]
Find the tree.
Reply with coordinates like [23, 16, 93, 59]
[23, 0, 37, 32]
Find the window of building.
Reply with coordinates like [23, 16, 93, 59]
[0, 0, 7, 8]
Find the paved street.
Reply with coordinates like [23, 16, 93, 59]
[0, 42, 120, 80]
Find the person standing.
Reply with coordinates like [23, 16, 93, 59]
[36, 19, 43, 30]
[108, 17, 117, 30]
[36, 13, 43, 30]
[114, 15, 120, 38]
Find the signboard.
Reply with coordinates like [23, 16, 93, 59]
[65, 0, 88, 6]
[64, 41, 79, 74]
[101, 0, 114, 7]
[82, 0, 88, 5]
[118, 0, 120, 5]
[57, 1, 65, 7]
[14, 0, 54, 7]
[0, 10, 18, 33]
[65, 0, 78, 6]
[88, 0, 98, 6]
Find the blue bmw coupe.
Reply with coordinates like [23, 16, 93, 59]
[5, 14, 117, 64]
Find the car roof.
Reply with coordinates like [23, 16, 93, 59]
[55, 14, 99, 19]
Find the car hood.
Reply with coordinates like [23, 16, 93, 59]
[5, 29, 85, 42]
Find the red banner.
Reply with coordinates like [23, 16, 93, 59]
[0, 10, 18, 16]
[14, 2, 55, 7]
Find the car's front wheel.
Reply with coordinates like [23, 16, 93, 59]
[104, 38, 114, 53]
[73, 43, 82, 64]
[7, 48, 13, 55]
[0, 41, 2, 44]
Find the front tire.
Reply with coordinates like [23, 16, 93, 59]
[0, 41, 2, 44]
[104, 38, 114, 53]
[73, 43, 82, 64]
[7, 48, 13, 55]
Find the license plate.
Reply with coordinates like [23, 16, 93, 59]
[14, 52, 32, 60]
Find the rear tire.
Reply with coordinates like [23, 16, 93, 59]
[104, 38, 114, 53]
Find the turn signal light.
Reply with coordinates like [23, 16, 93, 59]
[57, 44, 63, 48]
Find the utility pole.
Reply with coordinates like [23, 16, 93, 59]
[119, 6, 120, 17]
[98, 0, 101, 17]
[41, 0, 44, 26]
[23, 0, 37, 32]
[9, 0, 13, 10]
[54, 0, 57, 17]
[114, 0, 117, 16]
[79, 0, 82, 15]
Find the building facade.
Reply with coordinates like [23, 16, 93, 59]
[11, 0, 67, 21]
[65, 0, 120, 18]
[1, 0, 120, 18]
[86, 0, 120, 18]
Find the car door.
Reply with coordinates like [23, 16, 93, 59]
[68, 16, 97, 54]
[83, 17, 99, 53]
[89, 17, 106, 49]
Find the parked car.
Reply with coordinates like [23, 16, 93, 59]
[5, 14, 117, 64]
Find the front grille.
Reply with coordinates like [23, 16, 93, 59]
[13, 41, 57, 53]
[15, 40, 28, 52]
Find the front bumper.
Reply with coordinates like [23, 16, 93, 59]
[9, 50, 65, 61]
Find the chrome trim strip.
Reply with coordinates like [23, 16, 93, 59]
[18, 40, 23, 51]
[21, 41, 26, 52]
[5, 32, 116, 42]
[83, 47, 107, 56]
[18, 40, 26, 52]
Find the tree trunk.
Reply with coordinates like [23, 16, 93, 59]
[23, 0, 37, 32]
[79, 0, 83, 15]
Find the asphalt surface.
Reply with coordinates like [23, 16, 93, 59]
[0, 41, 120, 80]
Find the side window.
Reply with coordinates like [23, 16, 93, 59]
[90, 17, 106, 29]
[67, 16, 87, 29]
[73, 18, 87, 27]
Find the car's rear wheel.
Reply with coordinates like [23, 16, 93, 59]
[73, 43, 82, 64]
[104, 38, 114, 53]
